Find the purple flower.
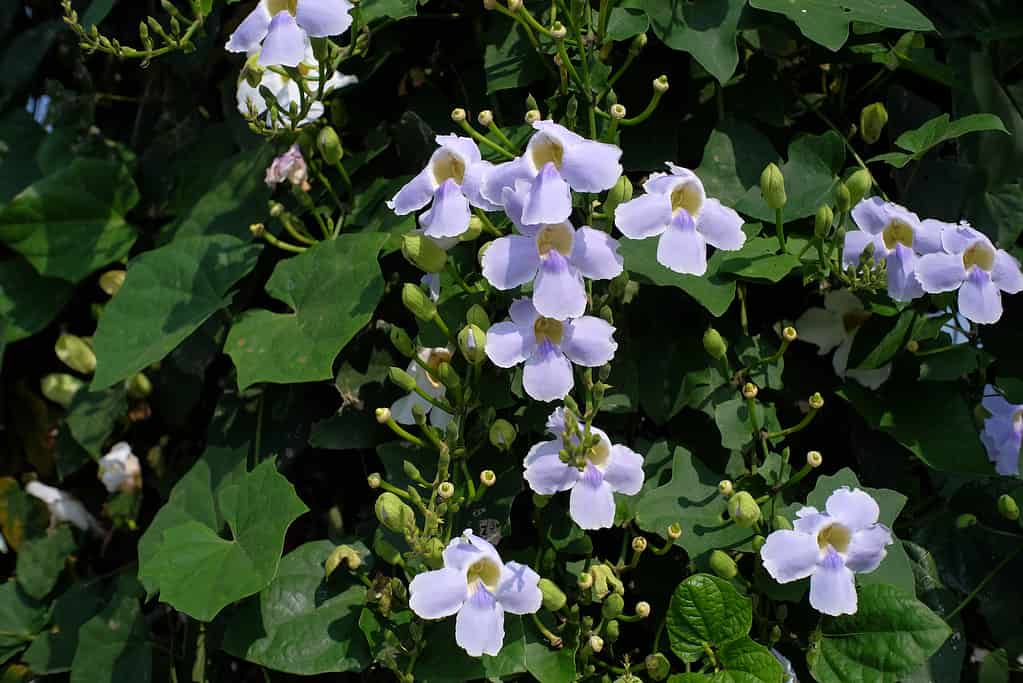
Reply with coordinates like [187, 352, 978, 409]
[408, 530, 542, 657]
[265, 143, 308, 189]
[390, 347, 453, 430]
[794, 290, 891, 389]
[760, 487, 892, 616]
[523, 409, 644, 529]
[485, 298, 617, 402]
[387, 136, 499, 239]
[226, 0, 355, 67]
[613, 164, 746, 275]
[980, 388, 1023, 476]
[915, 222, 1023, 325]
[843, 198, 943, 301]
[481, 121, 622, 225]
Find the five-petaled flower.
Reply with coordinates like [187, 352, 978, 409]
[979, 387, 1023, 476]
[390, 347, 454, 429]
[485, 298, 617, 402]
[915, 222, 1023, 325]
[523, 409, 644, 529]
[613, 164, 746, 275]
[794, 290, 891, 389]
[98, 442, 143, 494]
[226, 0, 354, 67]
[408, 530, 542, 657]
[760, 487, 892, 616]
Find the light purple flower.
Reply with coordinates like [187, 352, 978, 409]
[481, 121, 622, 225]
[482, 185, 623, 320]
[843, 198, 943, 301]
[980, 388, 1023, 476]
[237, 48, 357, 128]
[613, 164, 745, 275]
[760, 487, 892, 616]
[390, 347, 453, 430]
[387, 136, 498, 239]
[98, 442, 142, 494]
[226, 0, 355, 67]
[794, 290, 891, 389]
[524, 409, 643, 530]
[265, 143, 308, 189]
[408, 529, 542, 657]
[485, 298, 617, 402]
[915, 222, 1023, 325]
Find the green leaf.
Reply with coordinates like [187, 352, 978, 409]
[22, 583, 105, 674]
[639, 0, 746, 83]
[0, 22, 63, 111]
[359, 0, 416, 22]
[484, 25, 545, 94]
[695, 123, 779, 208]
[225, 234, 387, 390]
[0, 257, 72, 342]
[717, 237, 800, 283]
[666, 574, 752, 662]
[902, 542, 966, 683]
[869, 113, 1008, 167]
[606, 4, 649, 41]
[15, 526, 76, 599]
[809, 584, 951, 683]
[222, 541, 371, 675]
[0, 159, 139, 283]
[847, 307, 915, 370]
[0, 582, 47, 666]
[714, 397, 780, 451]
[978, 649, 1010, 683]
[81, 0, 115, 29]
[918, 344, 991, 381]
[69, 585, 152, 683]
[621, 238, 736, 316]
[65, 385, 127, 458]
[0, 109, 45, 206]
[669, 637, 785, 683]
[750, 0, 934, 51]
[91, 234, 262, 390]
[139, 458, 307, 621]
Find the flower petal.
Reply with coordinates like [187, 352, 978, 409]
[916, 252, 967, 293]
[509, 297, 540, 327]
[850, 197, 889, 235]
[844, 524, 892, 573]
[914, 218, 945, 255]
[481, 157, 533, 207]
[226, 2, 271, 53]
[456, 588, 505, 657]
[429, 406, 453, 430]
[841, 229, 880, 268]
[982, 392, 1019, 419]
[614, 193, 671, 240]
[419, 179, 471, 238]
[523, 439, 579, 494]
[760, 530, 819, 583]
[696, 198, 746, 251]
[435, 134, 482, 165]
[941, 222, 988, 254]
[409, 568, 467, 619]
[481, 235, 540, 290]
[534, 252, 586, 321]
[657, 212, 706, 275]
[500, 181, 539, 235]
[561, 316, 617, 367]
[569, 465, 616, 529]
[885, 243, 923, 302]
[993, 250, 1023, 294]
[959, 267, 1003, 324]
[571, 227, 623, 280]
[387, 167, 436, 215]
[792, 507, 828, 536]
[296, 0, 353, 37]
[495, 561, 543, 615]
[603, 445, 645, 495]
[442, 531, 502, 572]
[523, 341, 574, 402]
[809, 550, 858, 616]
[522, 163, 572, 226]
[258, 12, 307, 67]
[485, 321, 535, 368]
[825, 487, 879, 531]
[794, 307, 845, 355]
[560, 139, 622, 192]
[462, 160, 503, 212]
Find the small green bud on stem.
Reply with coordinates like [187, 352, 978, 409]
[760, 163, 787, 210]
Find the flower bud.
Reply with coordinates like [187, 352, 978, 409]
[630, 32, 648, 54]
[998, 494, 1020, 521]
[728, 491, 761, 528]
[807, 450, 823, 468]
[458, 324, 487, 365]
[703, 327, 728, 360]
[437, 362, 461, 394]
[652, 75, 669, 93]
[460, 215, 483, 242]
[845, 169, 872, 206]
[507, 0, 521, 10]
[906, 340, 920, 353]
[718, 479, 734, 497]
[480, 469, 496, 487]
[709, 550, 738, 579]
[250, 222, 266, 237]
[477, 110, 494, 127]
[403, 460, 424, 483]
[782, 326, 798, 342]
[603, 175, 633, 219]
[631, 536, 647, 553]
[325, 544, 362, 576]
[438, 481, 455, 499]
[489, 419, 517, 451]
[483, 0, 497, 8]
[760, 163, 786, 210]
[375, 407, 392, 424]
[367, 472, 382, 489]
[402, 234, 447, 273]
[815, 205, 834, 237]
[388, 366, 418, 393]
[956, 513, 977, 529]
[602, 593, 625, 619]
[375, 492, 416, 534]
[808, 392, 824, 410]
[578, 572, 593, 590]
[610, 104, 626, 120]
[742, 382, 758, 399]
[40, 373, 84, 407]
[635, 601, 651, 619]
[525, 109, 541, 124]
[402, 283, 437, 321]
[466, 304, 490, 331]
[589, 635, 604, 653]
[317, 126, 344, 165]
[423, 537, 446, 568]
[604, 619, 620, 642]
[550, 21, 567, 39]
[645, 653, 670, 681]
[99, 270, 126, 296]
[126, 372, 152, 399]
[667, 522, 682, 540]
[752, 535, 766, 552]
[450, 108, 466, 123]
[373, 534, 403, 565]
[389, 326, 415, 358]
[525, 577, 562, 613]
[859, 102, 888, 145]
[835, 183, 851, 214]
[55, 334, 96, 374]
[772, 514, 793, 531]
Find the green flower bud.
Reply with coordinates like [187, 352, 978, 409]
[645, 653, 671, 681]
[845, 169, 873, 206]
[402, 283, 437, 321]
[728, 491, 761, 528]
[325, 544, 362, 576]
[752, 535, 766, 552]
[703, 327, 728, 360]
[589, 564, 624, 600]
[489, 419, 517, 451]
[317, 126, 344, 165]
[709, 550, 738, 579]
[388, 366, 418, 393]
[402, 234, 447, 273]
[126, 372, 152, 399]
[760, 163, 786, 210]
[460, 216, 483, 242]
[402, 460, 424, 483]
[375, 492, 416, 534]
[815, 205, 834, 237]
[99, 270, 126, 296]
[538, 578, 567, 611]
[835, 183, 851, 214]
[40, 373, 84, 408]
[437, 362, 461, 394]
[424, 537, 446, 568]
[367, 472, 382, 488]
[602, 593, 625, 619]
[859, 102, 888, 145]
[55, 334, 96, 374]
[373, 533, 403, 565]
[604, 619, 620, 642]
[772, 514, 793, 531]
[458, 324, 487, 365]
[998, 494, 1020, 521]
[956, 513, 977, 529]
[588, 635, 604, 653]
[603, 176, 633, 219]
[389, 325, 415, 358]
[466, 304, 490, 331]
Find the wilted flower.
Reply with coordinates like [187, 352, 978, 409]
[408, 530, 542, 657]
[481, 120, 622, 224]
[916, 222, 1023, 325]
[843, 198, 942, 301]
[390, 347, 453, 429]
[387, 136, 499, 239]
[236, 49, 357, 128]
[613, 164, 745, 275]
[97, 442, 142, 494]
[795, 290, 891, 389]
[25, 481, 100, 534]
[226, 0, 354, 67]
[979, 388, 1023, 476]
[523, 408, 644, 529]
[485, 298, 617, 402]
[265, 143, 309, 189]
[760, 487, 892, 616]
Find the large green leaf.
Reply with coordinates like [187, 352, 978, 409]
[666, 574, 752, 662]
[0, 110, 45, 206]
[0, 159, 139, 283]
[359, 0, 416, 22]
[750, 0, 934, 51]
[717, 237, 800, 283]
[485, 24, 545, 94]
[22, 583, 105, 674]
[695, 122, 779, 208]
[15, 526, 76, 599]
[808, 584, 951, 683]
[0, 583, 47, 666]
[226, 234, 387, 390]
[668, 638, 784, 683]
[69, 585, 152, 683]
[869, 113, 1008, 168]
[621, 239, 736, 316]
[639, 0, 746, 84]
[902, 542, 966, 683]
[91, 234, 262, 389]
[65, 385, 127, 457]
[223, 541, 371, 675]
[0, 257, 72, 342]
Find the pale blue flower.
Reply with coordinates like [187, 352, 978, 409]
[390, 347, 453, 430]
[980, 388, 1023, 476]
[226, 0, 354, 67]
[794, 290, 890, 389]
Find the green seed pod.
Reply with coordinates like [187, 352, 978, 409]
[401, 283, 437, 321]
[602, 593, 625, 619]
[466, 304, 490, 331]
[401, 234, 447, 273]
[55, 334, 96, 374]
[760, 162, 787, 210]
[40, 373, 84, 408]
[728, 491, 761, 528]
[126, 372, 153, 399]
[374, 492, 416, 534]
[389, 326, 415, 358]
[709, 550, 738, 579]
[815, 205, 834, 238]
[845, 169, 873, 206]
[489, 419, 517, 451]
[859, 102, 889, 145]
[645, 653, 671, 681]
[538, 578, 567, 611]
[317, 126, 344, 165]
[458, 324, 487, 365]
[603, 176, 633, 219]
[388, 366, 418, 393]
[998, 494, 1020, 521]
[325, 545, 362, 576]
[703, 327, 728, 360]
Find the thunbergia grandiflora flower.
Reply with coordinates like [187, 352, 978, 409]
[408, 530, 542, 657]
[264, 143, 309, 190]
[482, 185, 623, 319]
[481, 121, 622, 225]
[226, 0, 354, 67]
[915, 222, 1023, 325]
[795, 290, 891, 389]
[390, 347, 453, 429]
[98, 442, 142, 494]
[485, 298, 617, 402]
[524, 408, 644, 529]
[387, 136, 499, 239]
[760, 487, 892, 616]
[980, 388, 1023, 476]
[26, 481, 101, 534]
[613, 164, 746, 275]
[843, 198, 942, 301]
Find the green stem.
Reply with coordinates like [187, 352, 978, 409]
[945, 545, 1022, 620]
[487, 121, 520, 154]
[455, 117, 517, 159]
[775, 208, 786, 251]
[460, 459, 477, 501]
[765, 407, 820, 440]
[383, 416, 427, 448]
[259, 230, 307, 253]
[618, 90, 664, 127]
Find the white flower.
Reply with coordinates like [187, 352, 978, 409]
[390, 347, 454, 429]
[795, 290, 891, 389]
[98, 442, 142, 494]
[25, 481, 100, 534]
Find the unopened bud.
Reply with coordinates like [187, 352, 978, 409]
[483, 0, 497, 8]
[480, 469, 496, 487]
[635, 601, 651, 618]
[808, 392, 824, 410]
[589, 635, 604, 653]
[728, 491, 761, 528]
[835, 183, 851, 213]
[718, 480, 734, 497]
[610, 104, 626, 120]
[846, 169, 872, 206]
[389, 326, 415, 358]
[438, 482, 455, 499]
[525, 109, 541, 124]
[760, 163, 787, 209]
[859, 102, 888, 145]
[367, 472, 382, 488]
[667, 522, 682, 540]
[458, 324, 487, 364]
[450, 108, 466, 123]
[269, 202, 285, 217]
[388, 366, 418, 393]
[126, 372, 152, 399]
[375, 492, 416, 533]
[507, 0, 521, 10]
[317, 126, 344, 165]
[578, 572, 593, 590]
[99, 270, 126, 296]
[602, 593, 625, 619]
[645, 653, 670, 681]
[703, 328, 728, 360]
[604, 175, 633, 219]
[653, 75, 669, 93]
[589, 564, 624, 599]
[40, 373, 84, 408]
[630, 33, 648, 54]
[815, 205, 834, 237]
[325, 544, 362, 576]
[460, 215, 483, 242]
[403, 460, 424, 483]
[752, 535, 766, 552]
[709, 550, 738, 579]
[807, 450, 823, 468]
[906, 339, 920, 353]
[742, 382, 759, 399]
[489, 419, 517, 450]
[466, 304, 490, 331]
[631, 536, 647, 553]
[550, 21, 567, 39]
[782, 326, 798, 342]
[402, 234, 447, 273]
[373, 534, 403, 565]
[538, 578, 567, 611]
[375, 407, 392, 424]
[250, 222, 266, 237]
[956, 513, 977, 529]
[55, 334, 96, 374]
[477, 110, 494, 127]
[998, 494, 1020, 521]
[772, 514, 793, 531]
[605, 619, 620, 642]
[437, 362, 461, 394]
[402, 283, 437, 321]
